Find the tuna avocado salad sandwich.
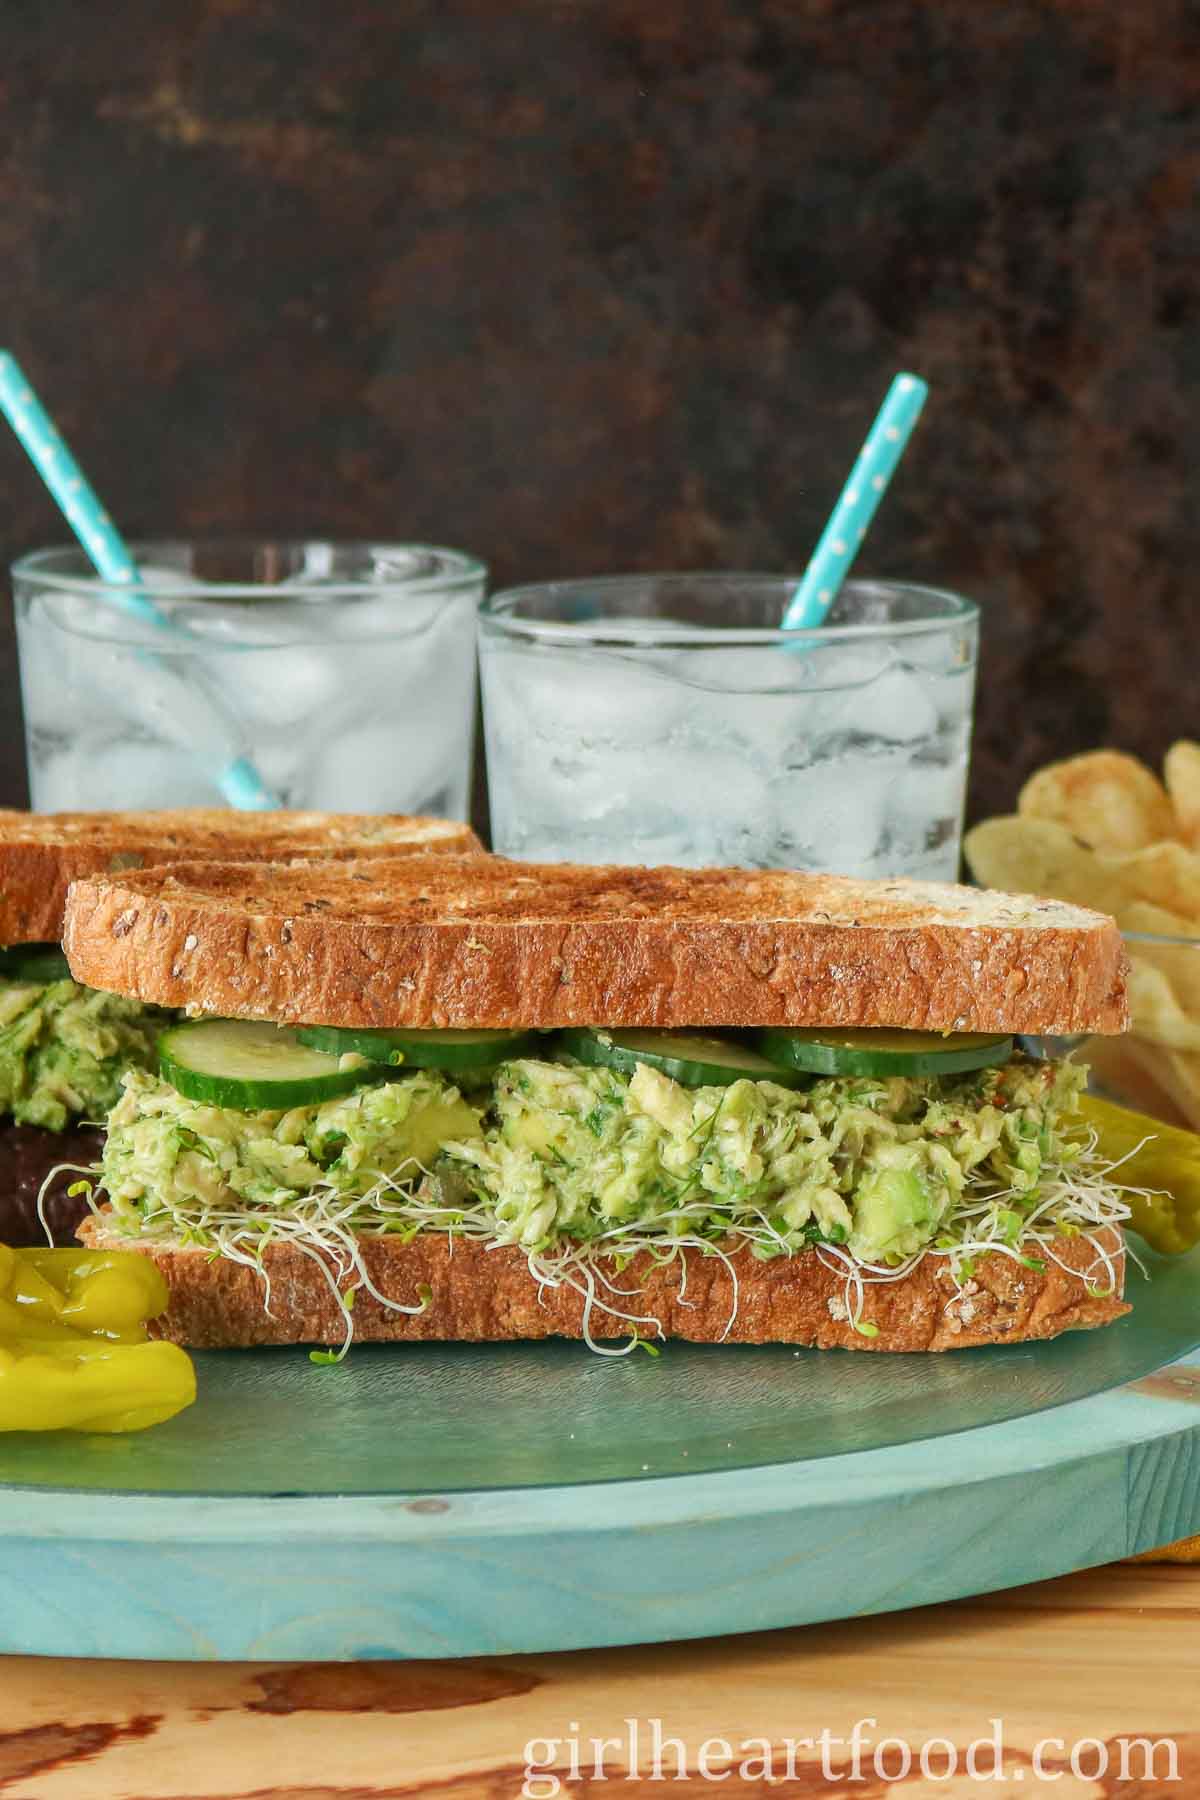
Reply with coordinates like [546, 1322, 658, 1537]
[58, 854, 1135, 1355]
[0, 809, 478, 1245]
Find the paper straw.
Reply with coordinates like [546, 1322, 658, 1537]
[783, 373, 929, 630]
[0, 352, 278, 808]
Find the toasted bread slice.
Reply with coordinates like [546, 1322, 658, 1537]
[63, 857, 1129, 1034]
[77, 1214, 1129, 1351]
[0, 810, 480, 944]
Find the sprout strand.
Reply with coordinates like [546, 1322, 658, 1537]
[44, 1108, 1140, 1354]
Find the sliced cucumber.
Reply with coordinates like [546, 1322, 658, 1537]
[757, 1027, 1014, 1080]
[159, 1019, 377, 1110]
[559, 1028, 807, 1090]
[0, 944, 71, 983]
[296, 1024, 538, 1073]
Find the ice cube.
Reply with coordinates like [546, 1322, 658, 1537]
[772, 748, 915, 878]
[487, 739, 640, 834]
[784, 639, 893, 691]
[650, 745, 768, 831]
[859, 667, 939, 744]
[588, 746, 773, 867]
[16, 626, 108, 744]
[482, 644, 690, 747]
[930, 661, 978, 738]
[168, 603, 347, 731]
[27, 744, 97, 811]
[236, 735, 311, 810]
[40, 571, 195, 650]
[97, 743, 224, 808]
[117, 649, 250, 761]
[776, 661, 940, 769]
[31, 741, 223, 811]
[614, 827, 703, 865]
[890, 755, 968, 830]
[304, 601, 476, 811]
[671, 646, 799, 694]
[518, 819, 697, 865]
[326, 590, 448, 645]
[486, 723, 770, 865]
[167, 588, 474, 762]
[305, 722, 469, 816]
[223, 643, 349, 730]
[879, 754, 969, 880]
[20, 579, 256, 764]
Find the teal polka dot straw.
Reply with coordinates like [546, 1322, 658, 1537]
[783, 372, 929, 630]
[0, 351, 278, 809]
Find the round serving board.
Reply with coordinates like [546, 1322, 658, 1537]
[1, 1245, 1198, 1661]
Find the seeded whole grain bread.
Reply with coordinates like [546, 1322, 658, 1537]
[62, 856, 1129, 1034]
[77, 1215, 1129, 1351]
[0, 810, 480, 944]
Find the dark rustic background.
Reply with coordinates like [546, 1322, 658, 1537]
[1, 0, 1195, 829]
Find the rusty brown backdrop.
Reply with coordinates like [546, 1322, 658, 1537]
[0, 0, 1195, 829]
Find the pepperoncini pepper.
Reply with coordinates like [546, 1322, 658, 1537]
[1079, 1094, 1200, 1256]
[0, 1243, 195, 1432]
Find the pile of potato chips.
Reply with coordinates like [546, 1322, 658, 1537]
[966, 745, 1200, 1130]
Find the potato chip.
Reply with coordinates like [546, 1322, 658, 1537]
[1165, 741, 1200, 851]
[964, 817, 1200, 927]
[1018, 749, 1177, 853]
[1144, 1046, 1200, 1138]
[1121, 903, 1200, 1017]
[964, 817, 1107, 907]
[976, 741, 1200, 1146]
[1128, 959, 1200, 1051]
[1120, 900, 1199, 939]
[1079, 1034, 1194, 1131]
[1115, 842, 1200, 922]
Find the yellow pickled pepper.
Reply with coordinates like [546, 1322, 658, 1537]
[1079, 1093, 1200, 1256]
[0, 1243, 195, 1432]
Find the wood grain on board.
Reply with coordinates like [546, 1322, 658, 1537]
[0, 1564, 1197, 1798]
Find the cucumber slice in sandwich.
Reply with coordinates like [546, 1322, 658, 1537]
[159, 1019, 377, 1110]
[0, 944, 71, 983]
[297, 1024, 538, 1073]
[559, 1028, 807, 1089]
[758, 1027, 1014, 1079]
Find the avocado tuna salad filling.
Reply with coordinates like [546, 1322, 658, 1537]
[85, 1032, 1133, 1352]
[0, 977, 166, 1132]
[0, 974, 169, 1246]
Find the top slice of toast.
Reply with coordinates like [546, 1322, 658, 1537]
[0, 810, 481, 945]
[62, 855, 1129, 1035]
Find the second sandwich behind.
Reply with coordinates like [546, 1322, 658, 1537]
[0, 809, 479, 1242]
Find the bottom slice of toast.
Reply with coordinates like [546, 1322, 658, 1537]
[79, 1215, 1129, 1352]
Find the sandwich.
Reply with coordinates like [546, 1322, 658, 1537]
[61, 856, 1133, 1354]
[0, 810, 479, 1245]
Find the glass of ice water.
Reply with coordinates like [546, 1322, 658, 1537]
[479, 575, 979, 877]
[14, 540, 486, 815]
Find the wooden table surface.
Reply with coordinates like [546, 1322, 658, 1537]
[2, 1562, 1198, 1797]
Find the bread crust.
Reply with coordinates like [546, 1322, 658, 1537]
[63, 858, 1129, 1035]
[78, 1216, 1129, 1351]
[0, 812, 480, 943]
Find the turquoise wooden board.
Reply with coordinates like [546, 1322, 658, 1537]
[0, 1244, 1197, 1660]
[1, 1245, 1199, 1495]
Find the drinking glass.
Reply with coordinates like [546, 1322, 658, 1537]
[479, 575, 978, 876]
[14, 540, 486, 816]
